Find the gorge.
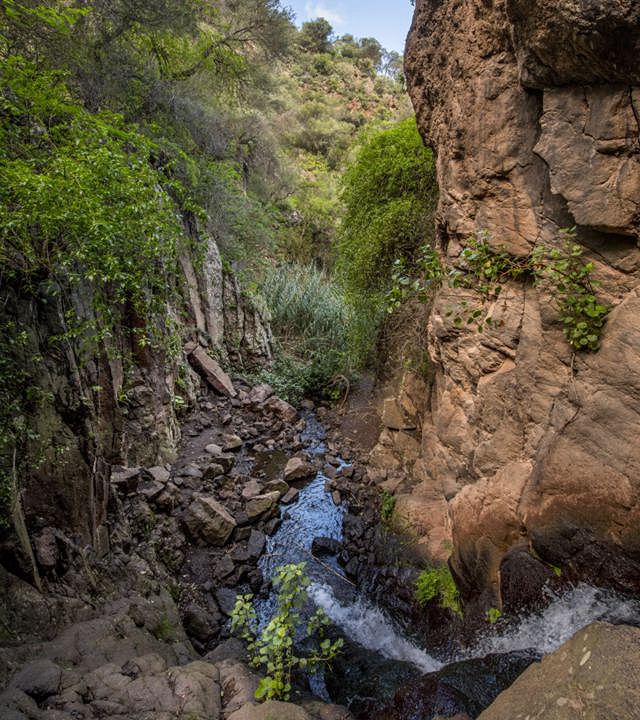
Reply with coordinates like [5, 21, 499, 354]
[1, 1, 640, 719]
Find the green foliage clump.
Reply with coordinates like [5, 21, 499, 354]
[415, 565, 462, 617]
[231, 562, 343, 702]
[486, 607, 503, 624]
[0, 56, 192, 340]
[380, 491, 396, 522]
[532, 229, 609, 351]
[451, 228, 609, 351]
[337, 116, 437, 297]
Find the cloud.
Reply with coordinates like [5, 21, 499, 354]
[304, 2, 345, 26]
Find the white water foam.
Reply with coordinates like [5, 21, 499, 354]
[470, 583, 640, 659]
[309, 582, 443, 673]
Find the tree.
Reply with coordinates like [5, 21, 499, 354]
[298, 17, 333, 54]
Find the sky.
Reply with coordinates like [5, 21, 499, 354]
[283, 1, 415, 53]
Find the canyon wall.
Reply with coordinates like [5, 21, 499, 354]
[396, 0, 640, 606]
[0, 224, 271, 578]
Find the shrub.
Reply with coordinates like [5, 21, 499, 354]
[231, 562, 343, 701]
[255, 263, 351, 399]
[415, 565, 462, 617]
[336, 116, 438, 298]
[380, 491, 396, 522]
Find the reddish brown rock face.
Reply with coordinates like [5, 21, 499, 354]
[404, 0, 640, 602]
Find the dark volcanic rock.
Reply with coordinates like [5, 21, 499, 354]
[380, 651, 538, 720]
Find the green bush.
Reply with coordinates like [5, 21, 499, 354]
[415, 565, 462, 617]
[231, 563, 343, 701]
[336, 116, 438, 297]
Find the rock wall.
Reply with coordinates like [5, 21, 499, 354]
[401, 0, 640, 605]
[0, 223, 272, 576]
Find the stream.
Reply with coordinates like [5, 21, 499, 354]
[254, 413, 640, 714]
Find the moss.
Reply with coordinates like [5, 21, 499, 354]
[415, 565, 462, 617]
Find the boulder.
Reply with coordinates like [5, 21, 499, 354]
[281, 487, 300, 505]
[10, 659, 62, 701]
[111, 467, 141, 495]
[147, 466, 170, 483]
[265, 396, 298, 423]
[228, 701, 310, 720]
[249, 383, 274, 405]
[188, 345, 236, 398]
[479, 623, 640, 719]
[284, 457, 316, 482]
[183, 496, 236, 546]
[245, 492, 280, 521]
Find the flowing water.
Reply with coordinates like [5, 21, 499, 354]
[254, 413, 640, 708]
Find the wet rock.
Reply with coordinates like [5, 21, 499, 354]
[479, 623, 640, 719]
[281, 487, 300, 505]
[284, 457, 316, 482]
[312, 537, 341, 556]
[187, 343, 236, 398]
[215, 588, 239, 616]
[183, 496, 237, 546]
[382, 651, 537, 720]
[10, 659, 62, 701]
[245, 492, 280, 521]
[263, 517, 282, 536]
[218, 660, 261, 716]
[204, 463, 226, 480]
[499, 545, 560, 614]
[331, 491, 342, 506]
[228, 700, 310, 720]
[247, 530, 266, 559]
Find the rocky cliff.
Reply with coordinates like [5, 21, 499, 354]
[397, 0, 640, 606]
[0, 222, 272, 583]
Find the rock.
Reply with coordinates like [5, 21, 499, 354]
[265, 396, 298, 423]
[182, 603, 220, 644]
[382, 398, 416, 431]
[10, 659, 62, 701]
[312, 537, 341, 556]
[245, 492, 280, 521]
[249, 383, 274, 405]
[331, 491, 341, 506]
[281, 487, 300, 505]
[188, 345, 236, 398]
[264, 478, 290, 497]
[139, 479, 165, 502]
[284, 457, 316, 482]
[203, 449, 235, 474]
[146, 466, 170, 483]
[404, 0, 640, 598]
[204, 463, 226, 480]
[217, 661, 260, 716]
[111, 467, 141, 494]
[223, 434, 243, 452]
[479, 623, 640, 719]
[382, 651, 537, 720]
[241, 479, 263, 500]
[247, 529, 266, 559]
[33, 527, 59, 571]
[183, 496, 237, 546]
[228, 701, 310, 720]
[499, 545, 561, 614]
[215, 588, 239, 616]
[179, 464, 203, 478]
